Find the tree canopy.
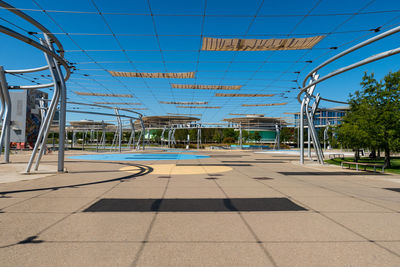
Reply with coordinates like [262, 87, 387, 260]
[337, 70, 400, 167]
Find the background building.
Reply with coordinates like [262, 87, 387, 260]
[293, 106, 349, 128]
[9, 90, 48, 148]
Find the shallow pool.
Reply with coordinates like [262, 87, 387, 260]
[68, 153, 209, 161]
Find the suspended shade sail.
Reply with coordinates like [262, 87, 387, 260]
[160, 101, 208, 105]
[177, 106, 221, 109]
[215, 93, 274, 97]
[202, 36, 325, 51]
[172, 84, 241, 90]
[108, 71, 195, 78]
[94, 102, 142, 105]
[74, 91, 133, 98]
[242, 102, 288, 107]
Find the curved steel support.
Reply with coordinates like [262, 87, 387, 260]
[299, 98, 305, 164]
[197, 127, 201, 149]
[167, 128, 171, 148]
[298, 46, 400, 103]
[139, 116, 145, 150]
[239, 123, 243, 149]
[6, 65, 49, 74]
[44, 34, 67, 172]
[26, 78, 59, 172]
[161, 127, 166, 147]
[114, 108, 122, 153]
[300, 73, 319, 164]
[274, 123, 280, 150]
[0, 25, 71, 83]
[67, 101, 142, 119]
[171, 128, 176, 146]
[0, 71, 5, 132]
[9, 82, 55, 90]
[305, 93, 324, 164]
[0, 0, 65, 57]
[302, 25, 400, 88]
[33, 88, 60, 171]
[128, 119, 135, 150]
[66, 110, 138, 120]
[0, 66, 11, 162]
[297, 26, 400, 165]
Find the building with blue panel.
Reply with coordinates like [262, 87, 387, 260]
[293, 106, 349, 128]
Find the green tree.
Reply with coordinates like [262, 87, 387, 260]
[222, 128, 238, 141]
[222, 137, 235, 143]
[280, 127, 294, 144]
[337, 122, 369, 162]
[338, 71, 400, 167]
[212, 129, 223, 143]
[174, 129, 188, 143]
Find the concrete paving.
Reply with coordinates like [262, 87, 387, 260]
[1, 150, 400, 266]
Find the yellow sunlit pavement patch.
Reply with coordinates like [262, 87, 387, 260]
[120, 164, 232, 175]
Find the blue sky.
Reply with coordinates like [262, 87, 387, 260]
[0, 0, 399, 124]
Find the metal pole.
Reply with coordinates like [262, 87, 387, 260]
[129, 118, 135, 150]
[26, 42, 61, 173]
[161, 127, 166, 147]
[275, 123, 280, 150]
[168, 128, 171, 148]
[0, 66, 7, 156]
[0, 66, 11, 162]
[172, 128, 176, 146]
[132, 120, 135, 150]
[44, 34, 66, 172]
[239, 123, 243, 149]
[197, 127, 200, 149]
[306, 109, 324, 164]
[96, 130, 99, 152]
[101, 121, 106, 148]
[110, 128, 117, 151]
[300, 72, 319, 164]
[299, 99, 305, 164]
[39, 97, 47, 153]
[114, 108, 122, 153]
[0, 69, 5, 131]
[27, 87, 59, 172]
[307, 124, 311, 159]
[139, 116, 145, 150]
[33, 39, 63, 171]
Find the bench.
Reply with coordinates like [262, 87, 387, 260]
[329, 153, 345, 159]
[341, 161, 385, 173]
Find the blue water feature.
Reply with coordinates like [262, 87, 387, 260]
[68, 153, 209, 161]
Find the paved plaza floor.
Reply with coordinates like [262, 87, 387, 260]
[1, 150, 400, 266]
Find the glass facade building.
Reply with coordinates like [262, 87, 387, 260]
[294, 106, 349, 128]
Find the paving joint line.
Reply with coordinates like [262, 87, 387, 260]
[249, 158, 400, 258]
[130, 156, 176, 267]
[196, 157, 278, 267]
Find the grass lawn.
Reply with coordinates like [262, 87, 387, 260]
[325, 157, 400, 174]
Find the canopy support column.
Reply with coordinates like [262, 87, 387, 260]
[0, 66, 11, 163]
[300, 72, 319, 164]
[114, 108, 122, 153]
